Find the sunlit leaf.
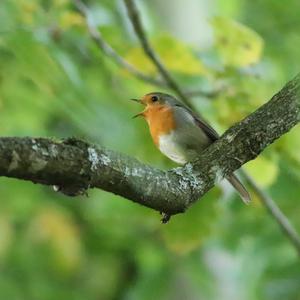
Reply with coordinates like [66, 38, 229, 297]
[161, 189, 220, 254]
[19, 0, 40, 25]
[59, 11, 84, 29]
[244, 156, 279, 187]
[29, 205, 83, 274]
[212, 16, 263, 67]
[53, 0, 69, 7]
[276, 127, 300, 163]
[125, 34, 207, 75]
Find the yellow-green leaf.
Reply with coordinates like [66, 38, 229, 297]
[161, 189, 220, 255]
[244, 156, 279, 187]
[212, 16, 264, 67]
[276, 127, 300, 162]
[19, 0, 40, 25]
[53, 0, 69, 7]
[59, 11, 84, 29]
[125, 34, 207, 76]
[29, 205, 83, 274]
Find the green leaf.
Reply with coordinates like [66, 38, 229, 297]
[59, 11, 84, 29]
[276, 127, 300, 163]
[212, 16, 263, 67]
[161, 189, 221, 254]
[0, 216, 13, 262]
[244, 156, 279, 187]
[125, 34, 207, 76]
[28, 205, 83, 275]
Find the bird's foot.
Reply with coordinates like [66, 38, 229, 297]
[53, 184, 90, 197]
[160, 212, 171, 224]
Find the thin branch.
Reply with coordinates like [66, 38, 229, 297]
[73, 0, 219, 99]
[123, 0, 192, 107]
[240, 170, 300, 256]
[73, 0, 165, 87]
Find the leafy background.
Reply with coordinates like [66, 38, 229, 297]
[0, 0, 299, 299]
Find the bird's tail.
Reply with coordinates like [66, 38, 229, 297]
[226, 173, 251, 204]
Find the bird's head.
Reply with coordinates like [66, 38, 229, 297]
[131, 92, 178, 119]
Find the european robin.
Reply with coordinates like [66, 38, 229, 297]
[131, 92, 251, 204]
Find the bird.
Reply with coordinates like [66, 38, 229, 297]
[131, 92, 251, 204]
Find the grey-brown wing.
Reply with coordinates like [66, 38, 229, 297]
[192, 114, 219, 142]
[175, 104, 219, 142]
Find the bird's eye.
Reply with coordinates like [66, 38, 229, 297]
[151, 95, 159, 102]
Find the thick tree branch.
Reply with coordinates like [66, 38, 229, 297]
[0, 74, 299, 216]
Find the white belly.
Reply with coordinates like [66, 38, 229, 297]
[158, 132, 187, 165]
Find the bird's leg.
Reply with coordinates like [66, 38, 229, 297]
[160, 212, 171, 224]
[53, 184, 90, 197]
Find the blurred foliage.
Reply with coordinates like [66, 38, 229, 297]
[0, 0, 299, 299]
[244, 156, 279, 188]
[212, 16, 263, 67]
[125, 34, 208, 75]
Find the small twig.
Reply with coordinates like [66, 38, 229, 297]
[73, 0, 165, 87]
[74, 0, 218, 99]
[123, 0, 192, 107]
[241, 170, 300, 256]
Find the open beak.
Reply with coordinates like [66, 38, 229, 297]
[130, 98, 145, 118]
[132, 112, 145, 118]
[130, 98, 142, 104]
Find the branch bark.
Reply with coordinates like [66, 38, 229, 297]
[0, 74, 299, 215]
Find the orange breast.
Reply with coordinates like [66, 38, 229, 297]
[144, 105, 176, 145]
